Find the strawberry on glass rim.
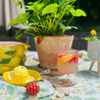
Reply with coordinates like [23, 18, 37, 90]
[70, 56, 78, 63]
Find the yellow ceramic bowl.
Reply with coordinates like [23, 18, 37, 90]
[3, 69, 41, 87]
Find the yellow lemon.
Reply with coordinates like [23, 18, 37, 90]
[13, 66, 28, 76]
[16, 45, 26, 57]
[6, 57, 21, 68]
[0, 66, 11, 74]
[0, 47, 15, 59]
[12, 66, 29, 81]
[20, 43, 30, 50]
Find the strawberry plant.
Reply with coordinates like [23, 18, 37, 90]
[8, 0, 86, 42]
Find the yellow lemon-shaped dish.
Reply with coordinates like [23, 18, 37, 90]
[3, 69, 41, 87]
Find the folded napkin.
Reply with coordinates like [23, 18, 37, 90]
[0, 79, 57, 100]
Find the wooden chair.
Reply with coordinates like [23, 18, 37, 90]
[72, 38, 87, 50]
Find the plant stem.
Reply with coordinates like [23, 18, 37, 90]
[18, 5, 23, 13]
[36, 13, 40, 20]
[24, 31, 34, 35]
[71, 0, 76, 6]
[67, 16, 74, 26]
[13, 0, 23, 13]
[92, 35, 93, 41]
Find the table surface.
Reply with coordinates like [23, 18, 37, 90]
[0, 50, 100, 100]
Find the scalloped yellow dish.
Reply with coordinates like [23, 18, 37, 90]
[3, 69, 41, 87]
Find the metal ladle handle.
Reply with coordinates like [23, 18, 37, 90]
[32, 69, 50, 76]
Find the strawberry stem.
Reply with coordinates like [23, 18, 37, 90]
[25, 80, 40, 87]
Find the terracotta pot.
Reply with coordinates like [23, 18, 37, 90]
[34, 35, 74, 76]
[87, 41, 100, 61]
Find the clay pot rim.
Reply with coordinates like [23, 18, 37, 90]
[35, 35, 74, 38]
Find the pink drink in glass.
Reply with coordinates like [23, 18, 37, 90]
[57, 49, 79, 87]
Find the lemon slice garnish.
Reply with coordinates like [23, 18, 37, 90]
[58, 54, 74, 63]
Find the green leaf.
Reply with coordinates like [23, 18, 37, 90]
[58, 21, 71, 30]
[92, 36, 98, 41]
[36, 84, 40, 87]
[15, 29, 26, 40]
[70, 26, 78, 29]
[73, 96, 82, 100]
[69, 8, 76, 15]
[84, 37, 91, 41]
[42, 0, 50, 4]
[5, 85, 14, 96]
[25, 80, 40, 87]
[40, 88, 50, 92]
[70, 9, 86, 17]
[26, 3, 45, 13]
[42, 4, 59, 15]
[66, 5, 72, 11]
[0, 83, 6, 89]
[85, 97, 98, 100]
[26, 22, 37, 26]
[59, 0, 67, 6]
[74, 9, 86, 17]
[5, 51, 15, 55]
[28, 15, 37, 22]
[27, 2, 34, 5]
[8, 14, 31, 26]
[85, 89, 96, 95]
[0, 58, 11, 64]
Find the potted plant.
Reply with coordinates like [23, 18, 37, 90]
[84, 29, 100, 61]
[8, 0, 86, 76]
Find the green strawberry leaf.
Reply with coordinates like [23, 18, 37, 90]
[58, 21, 72, 30]
[25, 80, 40, 87]
[70, 8, 86, 17]
[36, 84, 40, 87]
[42, 4, 59, 15]
[15, 29, 26, 40]
[8, 14, 31, 26]
[74, 9, 87, 17]
[26, 22, 37, 26]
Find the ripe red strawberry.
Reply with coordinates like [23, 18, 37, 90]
[74, 56, 78, 63]
[26, 82, 40, 95]
[37, 38, 42, 45]
[70, 56, 78, 63]
[79, 53, 84, 58]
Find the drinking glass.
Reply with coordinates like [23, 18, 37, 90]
[57, 49, 79, 87]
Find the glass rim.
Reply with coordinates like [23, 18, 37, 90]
[58, 49, 79, 52]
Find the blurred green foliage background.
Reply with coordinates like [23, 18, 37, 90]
[24, 0, 100, 31]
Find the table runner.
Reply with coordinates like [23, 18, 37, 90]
[0, 50, 100, 100]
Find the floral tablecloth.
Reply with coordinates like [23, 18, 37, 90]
[0, 50, 100, 100]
